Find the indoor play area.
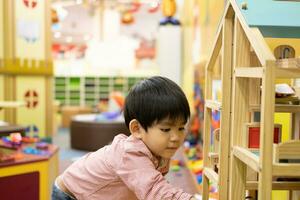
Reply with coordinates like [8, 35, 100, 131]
[0, 0, 300, 200]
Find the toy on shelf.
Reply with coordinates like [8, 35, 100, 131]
[95, 91, 125, 122]
[1, 132, 22, 148]
[275, 84, 300, 104]
[160, 0, 180, 25]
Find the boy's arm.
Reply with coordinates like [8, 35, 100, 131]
[115, 150, 193, 200]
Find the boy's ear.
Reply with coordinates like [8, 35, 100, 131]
[129, 119, 143, 139]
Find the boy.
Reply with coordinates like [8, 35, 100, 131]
[52, 76, 197, 200]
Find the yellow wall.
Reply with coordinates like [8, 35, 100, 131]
[198, 0, 225, 59]
[181, 0, 195, 111]
[0, 1, 3, 121]
[181, 0, 225, 111]
[16, 76, 46, 136]
[15, 0, 45, 60]
[0, 76, 4, 120]
[0, 0, 3, 59]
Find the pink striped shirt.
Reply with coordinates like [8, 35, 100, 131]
[61, 134, 193, 200]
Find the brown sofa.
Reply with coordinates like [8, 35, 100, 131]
[70, 114, 130, 151]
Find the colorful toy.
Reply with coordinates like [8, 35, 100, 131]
[160, 0, 180, 25]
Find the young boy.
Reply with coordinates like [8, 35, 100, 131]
[52, 76, 197, 200]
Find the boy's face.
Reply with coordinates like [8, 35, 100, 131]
[139, 118, 187, 159]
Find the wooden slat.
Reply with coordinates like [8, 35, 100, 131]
[234, 67, 300, 79]
[258, 61, 276, 200]
[218, 12, 234, 200]
[234, 67, 264, 78]
[232, 146, 260, 172]
[205, 100, 222, 110]
[276, 140, 300, 160]
[203, 167, 219, 184]
[249, 104, 300, 113]
[246, 181, 300, 190]
[0, 101, 25, 108]
[203, 69, 213, 200]
[273, 163, 300, 176]
[229, 15, 251, 200]
[206, 27, 223, 71]
[275, 67, 300, 78]
[231, 153, 247, 200]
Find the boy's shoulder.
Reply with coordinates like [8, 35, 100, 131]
[110, 134, 153, 160]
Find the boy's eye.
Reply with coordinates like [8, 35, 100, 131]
[179, 127, 185, 131]
[160, 128, 171, 132]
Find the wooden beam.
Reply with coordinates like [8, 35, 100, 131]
[232, 146, 260, 172]
[258, 61, 276, 200]
[249, 104, 300, 113]
[273, 163, 300, 176]
[275, 68, 300, 78]
[246, 181, 300, 190]
[234, 67, 264, 78]
[218, 13, 234, 200]
[206, 28, 222, 71]
[231, 154, 247, 199]
[203, 167, 219, 184]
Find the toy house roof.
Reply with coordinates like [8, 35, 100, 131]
[234, 0, 300, 38]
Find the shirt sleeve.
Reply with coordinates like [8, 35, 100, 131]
[114, 150, 193, 200]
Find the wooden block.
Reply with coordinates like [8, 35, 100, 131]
[245, 123, 282, 148]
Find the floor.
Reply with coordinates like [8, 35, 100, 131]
[52, 127, 199, 195]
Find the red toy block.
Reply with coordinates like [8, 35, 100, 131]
[248, 125, 281, 148]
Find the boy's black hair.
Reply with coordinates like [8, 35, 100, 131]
[124, 76, 190, 131]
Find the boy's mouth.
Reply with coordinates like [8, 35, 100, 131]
[166, 147, 178, 150]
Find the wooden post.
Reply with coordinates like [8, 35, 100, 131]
[229, 15, 251, 200]
[258, 61, 275, 200]
[218, 6, 234, 200]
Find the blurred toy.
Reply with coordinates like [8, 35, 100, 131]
[22, 136, 39, 143]
[23, 147, 49, 156]
[160, 0, 180, 25]
[170, 159, 183, 172]
[1, 132, 22, 147]
[36, 142, 49, 150]
[10, 133, 22, 144]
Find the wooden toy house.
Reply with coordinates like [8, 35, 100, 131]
[202, 0, 300, 200]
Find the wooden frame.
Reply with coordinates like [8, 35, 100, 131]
[203, 1, 300, 200]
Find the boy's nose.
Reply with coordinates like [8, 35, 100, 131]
[170, 131, 180, 141]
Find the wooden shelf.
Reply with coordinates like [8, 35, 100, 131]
[55, 76, 145, 106]
[0, 101, 26, 109]
[275, 67, 300, 78]
[273, 163, 300, 177]
[233, 146, 300, 177]
[203, 167, 219, 184]
[234, 67, 264, 78]
[249, 104, 300, 113]
[232, 146, 260, 172]
[234, 66, 300, 79]
[246, 181, 300, 190]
